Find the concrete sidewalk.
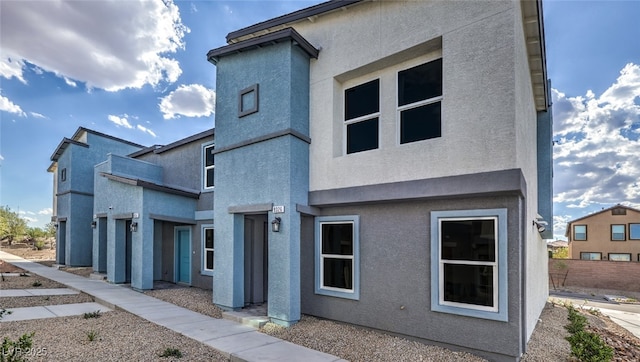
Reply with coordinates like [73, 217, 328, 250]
[1, 302, 111, 322]
[0, 251, 344, 362]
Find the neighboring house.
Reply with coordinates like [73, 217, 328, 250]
[47, 127, 145, 266]
[566, 205, 640, 262]
[206, 1, 552, 361]
[93, 129, 215, 290]
[49, 128, 215, 290]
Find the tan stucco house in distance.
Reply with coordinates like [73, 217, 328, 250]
[566, 205, 640, 262]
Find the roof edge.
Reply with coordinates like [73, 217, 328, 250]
[226, 0, 363, 43]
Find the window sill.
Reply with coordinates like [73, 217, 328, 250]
[315, 287, 359, 300]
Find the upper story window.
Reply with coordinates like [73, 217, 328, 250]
[630, 224, 640, 240]
[611, 207, 627, 215]
[398, 58, 442, 144]
[203, 143, 215, 190]
[611, 224, 626, 241]
[573, 225, 587, 241]
[345, 79, 380, 154]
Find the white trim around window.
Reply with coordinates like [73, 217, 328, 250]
[315, 215, 360, 300]
[202, 142, 215, 191]
[201, 224, 214, 276]
[431, 209, 508, 322]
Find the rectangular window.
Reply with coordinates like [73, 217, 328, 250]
[315, 216, 359, 300]
[608, 253, 631, 262]
[629, 224, 640, 240]
[203, 144, 215, 190]
[611, 207, 627, 215]
[202, 226, 214, 274]
[580, 252, 601, 260]
[573, 225, 587, 241]
[398, 58, 442, 144]
[345, 79, 379, 154]
[431, 209, 507, 321]
[60, 168, 67, 182]
[611, 224, 626, 241]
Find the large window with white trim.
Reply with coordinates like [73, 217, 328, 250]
[315, 216, 359, 300]
[203, 143, 215, 190]
[202, 226, 214, 274]
[345, 80, 379, 154]
[431, 209, 507, 321]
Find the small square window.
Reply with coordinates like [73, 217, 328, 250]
[60, 168, 67, 182]
[611, 224, 625, 241]
[573, 225, 587, 241]
[238, 84, 259, 117]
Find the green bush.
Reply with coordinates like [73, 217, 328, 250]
[564, 306, 613, 362]
[1, 332, 34, 362]
[83, 310, 101, 319]
[34, 239, 45, 250]
[159, 348, 182, 358]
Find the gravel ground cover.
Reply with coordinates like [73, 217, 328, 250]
[2, 251, 639, 361]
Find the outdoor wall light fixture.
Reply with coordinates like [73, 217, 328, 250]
[533, 219, 548, 233]
[91, 221, 97, 229]
[130, 222, 138, 233]
[271, 217, 282, 232]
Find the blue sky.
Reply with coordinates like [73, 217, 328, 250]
[1, 1, 639, 240]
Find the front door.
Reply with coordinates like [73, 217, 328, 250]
[175, 227, 191, 284]
[244, 215, 268, 305]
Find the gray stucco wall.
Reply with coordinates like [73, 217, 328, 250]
[301, 196, 525, 361]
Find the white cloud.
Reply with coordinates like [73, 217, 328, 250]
[0, 94, 26, 116]
[30, 112, 47, 119]
[0, 57, 26, 83]
[64, 77, 77, 88]
[108, 115, 133, 129]
[137, 124, 157, 138]
[159, 84, 216, 119]
[553, 63, 640, 212]
[0, 154, 4, 161]
[38, 208, 53, 215]
[0, 0, 189, 91]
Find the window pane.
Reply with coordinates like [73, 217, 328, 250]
[574, 225, 587, 240]
[206, 168, 214, 188]
[630, 224, 640, 240]
[398, 58, 442, 106]
[443, 264, 493, 307]
[206, 250, 214, 270]
[609, 253, 630, 261]
[205, 146, 214, 167]
[580, 252, 601, 260]
[400, 102, 441, 144]
[205, 229, 214, 249]
[347, 118, 379, 154]
[441, 219, 495, 262]
[322, 223, 353, 255]
[323, 258, 353, 289]
[612, 225, 625, 240]
[345, 79, 379, 120]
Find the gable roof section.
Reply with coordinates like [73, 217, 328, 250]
[566, 204, 640, 225]
[155, 128, 214, 154]
[50, 127, 145, 162]
[208, 27, 319, 65]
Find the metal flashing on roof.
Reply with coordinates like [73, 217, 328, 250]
[226, 0, 363, 43]
[99, 172, 200, 199]
[208, 27, 319, 64]
[154, 128, 214, 154]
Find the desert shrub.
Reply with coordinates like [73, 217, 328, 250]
[1, 332, 34, 362]
[564, 306, 613, 362]
[159, 348, 182, 358]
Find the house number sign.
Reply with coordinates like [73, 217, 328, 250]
[272, 206, 285, 214]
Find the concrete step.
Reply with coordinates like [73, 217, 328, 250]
[222, 310, 269, 329]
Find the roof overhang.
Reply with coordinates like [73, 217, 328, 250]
[50, 137, 89, 161]
[99, 172, 200, 199]
[521, 0, 549, 111]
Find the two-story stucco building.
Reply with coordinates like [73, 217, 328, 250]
[207, 0, 552, 360]
[566, 205, 640, 262]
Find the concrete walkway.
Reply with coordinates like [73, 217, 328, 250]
[0, 251, 344, 362]
[1, 302, 111, 322]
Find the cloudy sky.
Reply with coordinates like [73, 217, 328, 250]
[1, 1, 639, 240]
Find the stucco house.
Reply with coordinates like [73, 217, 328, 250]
[48, 127, 145, 266]
[49, 128, 215, 290]
[206, 0, 552, 360]
[566, 205, 640, 262]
